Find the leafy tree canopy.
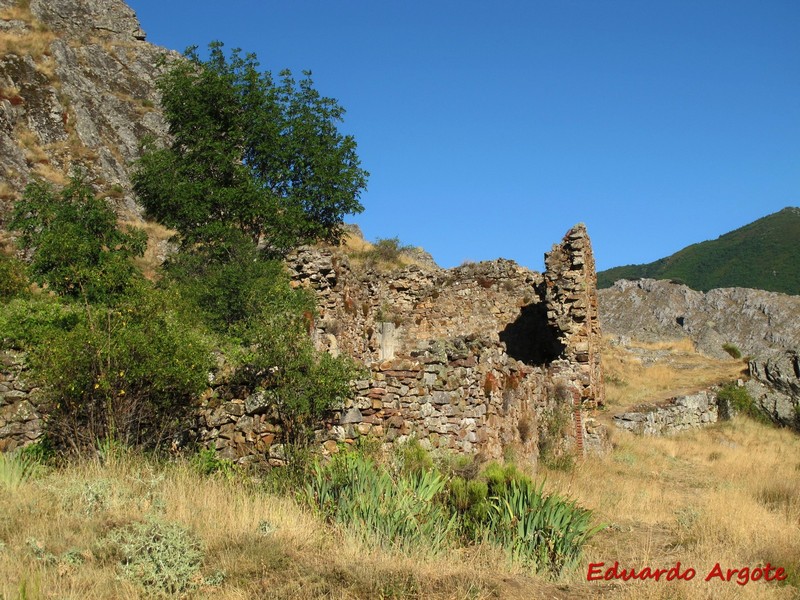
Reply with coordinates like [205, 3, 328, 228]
[10, 172, 146, 303]
[134, 42, 368, 256]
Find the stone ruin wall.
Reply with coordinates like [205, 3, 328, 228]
[0, 225, 608, 463]
[272, 222, 607, 461]
[613, 390, 726, 436]
[0, 350, 43, 452]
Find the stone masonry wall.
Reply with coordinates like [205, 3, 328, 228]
[613, 390, 728, 436]
[0, 350, 43, 451]
[1, 225, 608, 464]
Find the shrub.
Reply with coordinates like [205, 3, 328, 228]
[161, 231, 304, 334]
[304, 451, 455, 554]
[722, 343, 742, 360]
[9, 172, 146, 303]
[0, 251, 28, 300]
[0, 295, 82, 350]
[445, 461, 602, 576]
[538, 402, 574, 471]
[34, 284, 213, 452]
[484, 478, 602, 576]
[717, 382, 769, 424]
[0, 450, 39, 491]
[106, 518, 203, 597]
[191, 447, 236, 478]
[236, 309, 363, 445]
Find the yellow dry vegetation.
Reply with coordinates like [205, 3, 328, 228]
[544, 417, 800, 599]
[0, 453, 577, 600]
[335, 231, 431, 272]
[0, 327, 798, 599]
[0, 26, 58, 76]
[121, 219, 176, 281]
[2, 415, 796, 599]
[602, 336, 747, 409]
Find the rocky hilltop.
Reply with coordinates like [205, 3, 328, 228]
[0, 0, 174, 231]
[599, 279, 800, 429]
[599, 278, 800, 360]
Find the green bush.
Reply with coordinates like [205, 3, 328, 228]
[484, 477, 602, 576]
[10, 172, 146, 303]
[445, 461, 602, 576]
[34, 284, 213, 451]
[0, 450, 39, 491]
[0, 251, 28, 300]
[722, 343, 742, 360]
[236, 308, 363, 444]
[106, 518, 203, 597]
[304, 451, 455, 554]
[302, 449, 602, 577]
[717, 382, 769, 424]
[360, 237, 411, 268]
[162, 232, 309, 335]
[0, 295, 82, 350]
[191, 447, 236, 478]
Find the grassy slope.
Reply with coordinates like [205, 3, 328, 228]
[598, 207, 800, 294]
[0, 347, 797, 600]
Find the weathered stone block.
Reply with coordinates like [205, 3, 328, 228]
[340, 407, 363, 424]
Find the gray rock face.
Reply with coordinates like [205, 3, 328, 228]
[0, 0, 178, 224]
[599, 279, 800, 360]
[30, 0, 146, 40]
[746, 351, 800, 429]
[600, 279, 800, 429]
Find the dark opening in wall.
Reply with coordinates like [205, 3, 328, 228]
[499, 301, 564, 366]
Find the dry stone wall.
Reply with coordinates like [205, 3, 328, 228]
[276, 223, 606, 462]
[613, 390, 725, 436]
[0, 350, 43, 451]
[1, 225, 608, 464]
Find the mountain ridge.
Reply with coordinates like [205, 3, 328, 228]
[597, 207, 800, 295]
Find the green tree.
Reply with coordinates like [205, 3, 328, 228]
[133, 42, 368, 256]
[161, 229, 298, 334]
[10, 172, 146, 303]
[237, 309, 363, 445]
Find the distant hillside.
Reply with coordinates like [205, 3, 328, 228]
[597, 207, 800, 295]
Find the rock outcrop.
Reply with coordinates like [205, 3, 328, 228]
[0, 0, 176, 227]
[746, 352, 800, 429]
[599, 279, 800, 360]
[599, 278, 800, 429]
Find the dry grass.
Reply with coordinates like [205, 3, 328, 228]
[3, 420, 796, 599]
[0, 1, 33, 24]
[122, 219, 176, 280]
[543, 417, 800, 599]
[0, 180, 16, 202]
[602, 336, 746, 410]
[335, 232, 432, 272]
[0, 29, 57, 71]
[0, 454, 576, 600]
[0, 329, 798, 599]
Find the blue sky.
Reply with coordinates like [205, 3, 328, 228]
[125, 0, 799, 272]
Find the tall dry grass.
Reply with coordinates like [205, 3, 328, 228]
[602, 336, 746, 409]
[0, 452, 572, 599]
[543, 417, 800, 599]
[4, 417, 796, 599]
